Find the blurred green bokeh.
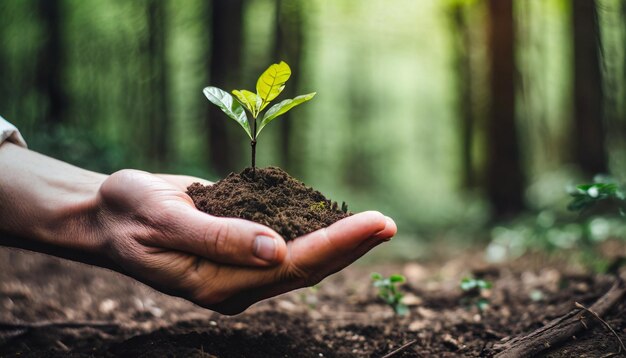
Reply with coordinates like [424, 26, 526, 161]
[1, 0, 625, 247]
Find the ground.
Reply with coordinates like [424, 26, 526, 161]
[1, 245, 625, 357]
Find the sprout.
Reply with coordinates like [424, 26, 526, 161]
[203, 61, 316, 175]
[371, 272, 408, 316]
[460, 277, 492, 311]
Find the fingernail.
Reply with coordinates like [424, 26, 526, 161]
[380, 216, 396, 241]
[254, 235, 277, 262]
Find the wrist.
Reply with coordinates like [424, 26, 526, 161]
[37, 170, 109, 256]
[0, 142, 113, 266]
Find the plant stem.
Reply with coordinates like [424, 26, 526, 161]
[251, 117, 257, 177]
[251, 138, 256, 174]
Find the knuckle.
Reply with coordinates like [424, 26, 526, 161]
[285, 263, 316, 288]
[203, 220, 232, 257]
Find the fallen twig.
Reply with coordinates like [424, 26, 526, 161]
[491, 270, 626, 357]
[380, 339, 418, 358]
[575, 301, 626, 357]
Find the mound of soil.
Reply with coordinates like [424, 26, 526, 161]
[186, 167, 349, 240]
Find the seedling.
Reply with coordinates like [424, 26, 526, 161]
[460, 277, 492, 311]
[568, 180, 626, 216]
[299, 284, 320, 310]
[203, 61, 316, 175]
[371, 272, 408, 316]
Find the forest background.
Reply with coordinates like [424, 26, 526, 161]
[1, 0, 625, 265]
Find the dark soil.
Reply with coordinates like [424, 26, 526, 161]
[2, 245, 626, 357]
[186, 167, 349, 240]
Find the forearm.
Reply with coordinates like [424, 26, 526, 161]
[0, 142, 112, 266]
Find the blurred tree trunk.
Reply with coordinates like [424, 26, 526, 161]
[486, 0, 525, 218]
[146, 0, 169, 169]
[36, 0, 66, 125]
[207, 0, 244, 175]
[0, 16, 8, 116]
[620, 1, 626, 120]
[572, 0, 607, 177]
[273, 0, 303, 174]
[450, 4, 475, 189]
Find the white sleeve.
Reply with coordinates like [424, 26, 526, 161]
[0, 116, 27, 148]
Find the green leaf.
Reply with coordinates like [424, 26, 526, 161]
[203, 86, 252, 139]
[256, 61, 291, 111]
[258, 93, 316, 135]
[476, 298, 490, 311]
[460, 278, 476, 291]
[568, 195, 594, 211]
[232, 89, 261, 118]
[390, 274, 406, 283]
[371, 272, 383, 280]
[394, 303, 409, 316]
[373, 281, 386, 288]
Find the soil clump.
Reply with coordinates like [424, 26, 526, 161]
[186, 167, 349, 240]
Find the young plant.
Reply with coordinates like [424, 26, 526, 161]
[371, 272, 408, 316]
[568, 180, 626, 215]
[203, 61, 316, 175]
[460, 277, 492, 311]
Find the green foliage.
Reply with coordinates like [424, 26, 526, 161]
[460, 277, 492, 311]
[255, 61, 292, 112]
[203, 61, 316, 169]
[28, 125, 128, 174]
[371, 272, 408, 316]
[259, 93, 317, 134]
[203, 87, 252, 139]
[487, 210, 626, 273]
[341, 201, 349, 214]
[568, 179, 626, 215]
[460, 277, 492, 291]
[486, 176, 626, 273]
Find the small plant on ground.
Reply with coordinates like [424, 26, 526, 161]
[299, 284, 320, 310]
[371, 272, 408, 316]
[568, 178, 626, 215]
[567, 177, 626, 272]
[460, 277, 492, 311]
[203, 61, 316, 175]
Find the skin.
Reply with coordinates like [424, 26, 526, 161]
[0, 142, 396, 315]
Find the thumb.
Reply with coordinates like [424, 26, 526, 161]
[155, 204, 288, 267]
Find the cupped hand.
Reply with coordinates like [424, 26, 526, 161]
[97, 169, 396, 314]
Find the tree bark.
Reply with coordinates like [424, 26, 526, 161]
[0, 11, 8, 116]
[273, 0, 303, 174]
[146, 0, 169, 169]
[572, 0, 607, 177]
[620, 1, 626, 130]
[36, 0, 66, 125]
[207, 0, 244, 176]
[485, 0, 525, 218]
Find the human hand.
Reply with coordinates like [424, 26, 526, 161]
[96, 170, 396, 314]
